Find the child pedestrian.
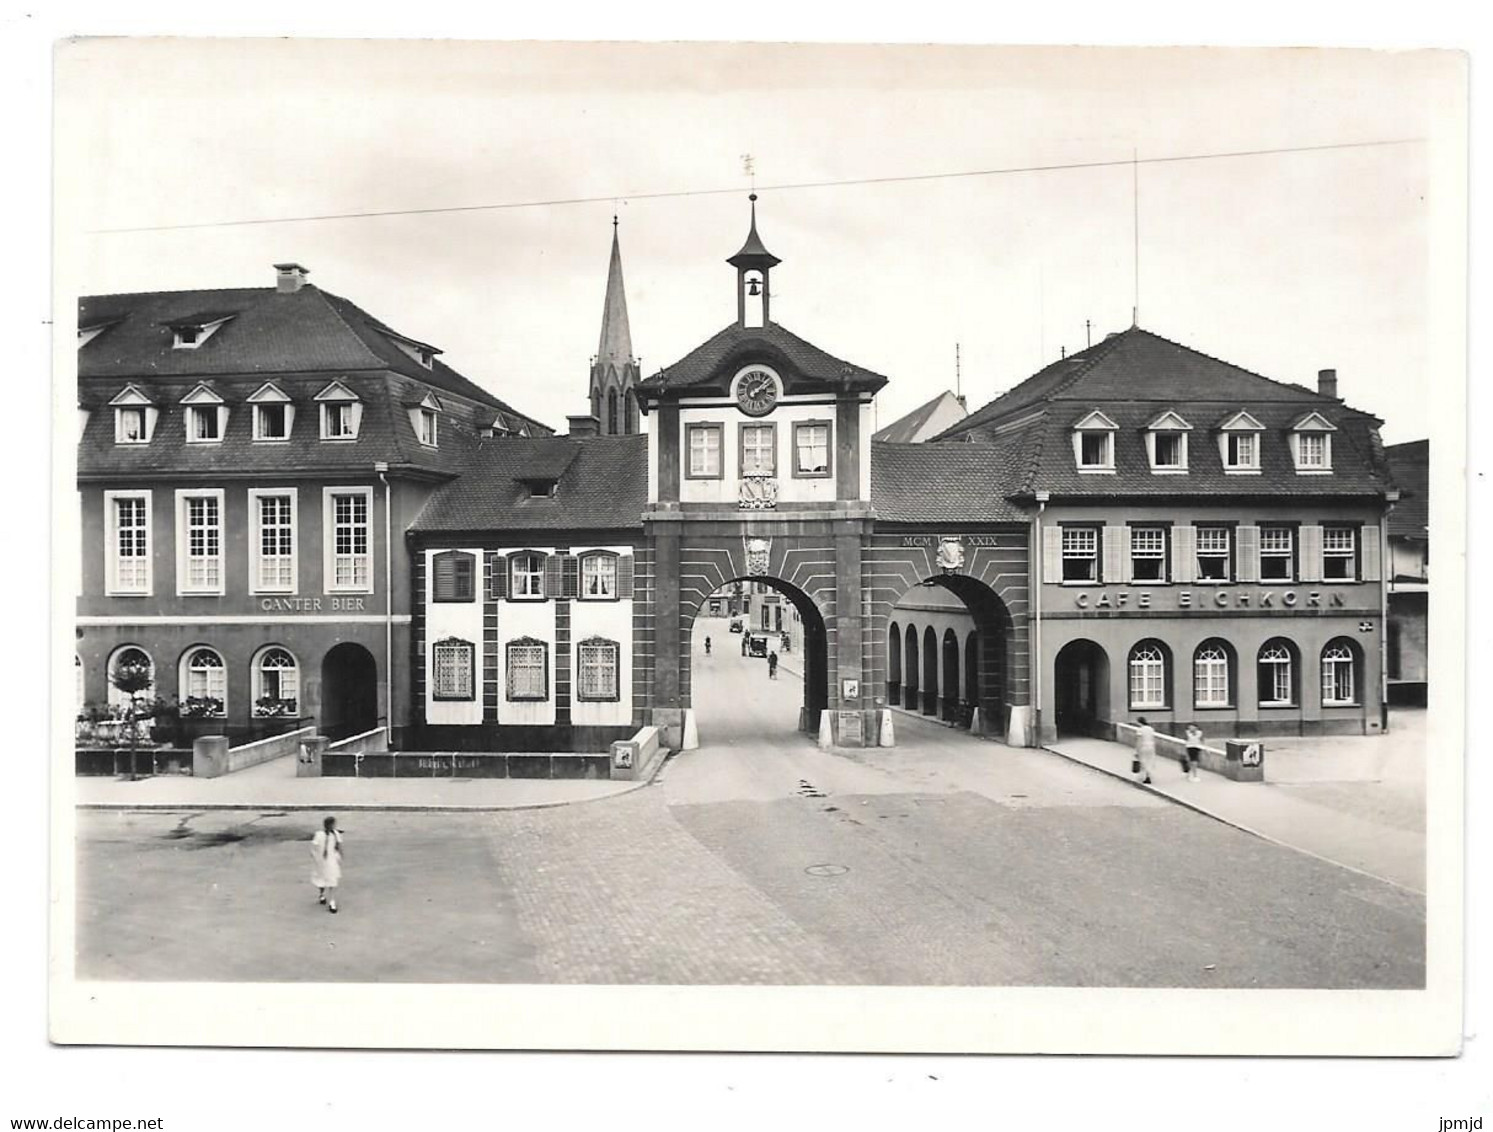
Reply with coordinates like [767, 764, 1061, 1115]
[767, 650, 779, 679]
[1184, 723, 1203, 782]
[310, 815, 343, 913]
[1133, 717, 1157, 785]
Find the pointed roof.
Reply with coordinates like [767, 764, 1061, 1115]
[636, 320, 888, 397]
[873, 390, 968, 444]
[596, 220, 635, 367]
[726, 194, 781, 271]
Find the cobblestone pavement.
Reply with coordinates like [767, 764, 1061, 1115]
[73, 634, 1426, 987]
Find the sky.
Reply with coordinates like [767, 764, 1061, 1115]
[58, 40, 1455, 442]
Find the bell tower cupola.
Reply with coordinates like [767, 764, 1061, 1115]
[726, 193, 781, 329]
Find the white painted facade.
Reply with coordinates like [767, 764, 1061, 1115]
[423, 546, 484, 726]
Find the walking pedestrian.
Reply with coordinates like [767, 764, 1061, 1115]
[1133, 717, 1157, 785]
[704, 636, 712, 656]
[767, 650, 779, 679]
[310, 815, 343, 913]
[741, 633, 749, 656]
[1184, 723, 1203, 782]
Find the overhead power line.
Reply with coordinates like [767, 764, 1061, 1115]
[91, 137, 1421, 235]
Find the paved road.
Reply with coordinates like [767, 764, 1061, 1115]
[75, 630, 1425, 987]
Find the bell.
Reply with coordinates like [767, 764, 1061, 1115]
[747, 279, 761, 296]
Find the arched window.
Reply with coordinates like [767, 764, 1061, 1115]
[1128, 641, 1168, 710]
[1321, 640, 1359, 706]
[107, 646, 154, 710]
[1193, 639, 1233, 708]
[576, 637, 621, 702]
[1258, 639, 1297, 707]
[179, 646, 226, 716]
[253, 647, 300, 716]
[76, 655, 85, 713]
[608, 389, 619, 435]
[432, 637, 476, 701]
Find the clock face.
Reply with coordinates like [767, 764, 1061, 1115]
[735, 368, 779, 417]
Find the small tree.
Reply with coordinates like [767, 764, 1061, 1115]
[108, 656, 154, 778]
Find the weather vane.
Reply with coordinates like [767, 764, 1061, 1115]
[741, 153, 756, 193]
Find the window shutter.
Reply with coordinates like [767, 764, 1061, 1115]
[1172, 525, 1196, 584]
[1042, 526, 1063, 584]
[1237, 525, 1260, 583]
[561, 555, 579, 599]
[455, 553, 475, 601]
[489, 553, 506, 600]
[1360, 525, 1382, 582]
[1101, 525, 1124, 584]
[618, 554, 635, 598]
[348, 401, 364, 436]
[543, 554, 562, 600]
[1300, 524, 1323, 583]
[1114, 526, 1133, 583]
[433, 552, 456, 600]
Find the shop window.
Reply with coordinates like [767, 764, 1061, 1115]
[432, 638, 476, 701]
[1128, 641, 1169, 710]
[505, 638, 549, 701]
[686, 423, 722, 479]
[576, 638, 621, 702]
[508, 552, 546, 600]
[1193, 640, 1233, 708]
[1259, 525, 1295, 582]
[1195, 525, 1232, 581]
[579, 552, 617, 600]
[1061, 526, 1099, 582]
[1321, 641, 1359, 706]
[1130, 526, 1167, 582]
[253, 647, 300, 716]
[432, 551, 477, 603]
[1258, 640, 1296, 707]
[179, 647, 227, 717]
[793, 421, 832, 477]
[740, 422, 776, 476]
[1322, 526, 1358, 581]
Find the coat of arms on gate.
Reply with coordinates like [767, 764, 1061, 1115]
[744, 537, 772, 576]
[936, 536, 965, 573]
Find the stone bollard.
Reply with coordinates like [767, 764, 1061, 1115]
[296, 735, 328, 778]
[817, 711, 833, 750]
[192, 735, 230, 779]
[681, 709, 700, 751]
[878, 709, 895, 747]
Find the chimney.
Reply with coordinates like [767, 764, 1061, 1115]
[273, 263, 310, 293]
[1317, 368, 1338, 399]
[567, 414, 600, 438]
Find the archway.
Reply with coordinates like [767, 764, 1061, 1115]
[903, 625, 920, 711]
[686, 574, 828, 742]
[941, 629, 961, 723]
[964, 631, 980, 725]
[321, 642, 378, 741]
[887, 621, 902, 705]
[921, 626, 938, 715]
[1054, 639, 1110, 738]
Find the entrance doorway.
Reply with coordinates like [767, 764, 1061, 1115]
[321, 642, 379, 741]
[1053, 639, 1110, 738]
[688, 576, 828, 744]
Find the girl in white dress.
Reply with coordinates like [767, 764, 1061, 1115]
[310, 815, 343, 913]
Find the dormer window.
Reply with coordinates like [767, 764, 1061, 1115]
[110, 384, 158, 445]
[315, 381, 362, 441]
[1217, 411, 1265, 473]
[1145, 411, 1192, 472]
[78, 321, 117, 348]
[381, 329, 442, 371]
[1289, 412, 1337, 473]
[522, 479, 558, 499]
[180, 383, 227, 445]
[248, 382, 295, 442]
[406, 391, 442, 448]
[169, 315, 232, 350]
[1071, 410, 1117, 472]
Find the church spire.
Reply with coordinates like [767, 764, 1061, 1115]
[590, 217, 640, 435]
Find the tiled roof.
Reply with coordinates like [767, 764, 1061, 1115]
[76, 371, 484, 479]
[77, 285, 549, 435]
[874, 390, 967, 443]
[410, 436, 650, 533]
[1385, 439, 1429, 538]
[871, 439, 1031, 523]
[638, 320, 889, 395]
[939, 326, 1339, 440]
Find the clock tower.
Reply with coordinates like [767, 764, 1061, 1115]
[727, 193, 780, 329]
